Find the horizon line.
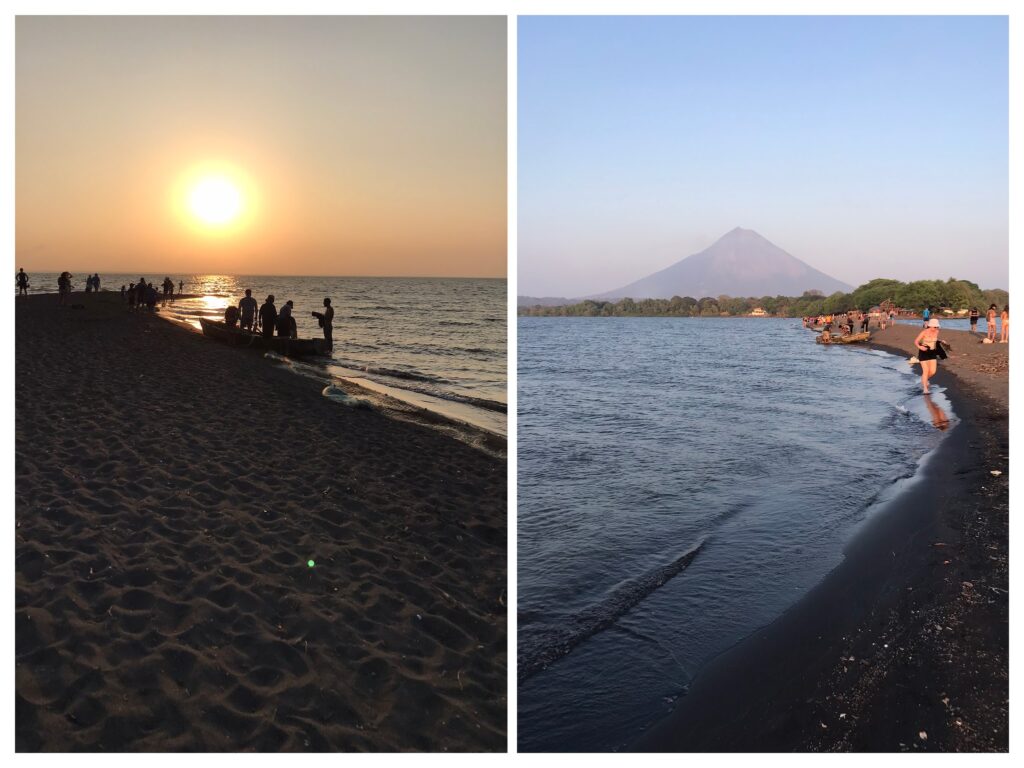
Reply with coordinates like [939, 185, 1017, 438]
[17, 271, 507, 281]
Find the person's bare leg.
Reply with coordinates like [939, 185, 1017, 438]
[921, 360, 935, 394]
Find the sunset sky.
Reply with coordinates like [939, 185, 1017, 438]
[17, 16, 506, 277]
[520, 16, 1009, 296]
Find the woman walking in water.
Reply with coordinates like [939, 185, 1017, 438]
[914, 318, 945, 395]
[1000, 304, 1009, 344]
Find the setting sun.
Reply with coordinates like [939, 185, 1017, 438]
[188, 176, 242, 226]
[173, 163, 257, 238]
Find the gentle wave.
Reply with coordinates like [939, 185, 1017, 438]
[518, 540, 706, 681]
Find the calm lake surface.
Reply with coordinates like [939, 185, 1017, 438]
[517, 317, 954, 751]
[25, 274, 506, 437]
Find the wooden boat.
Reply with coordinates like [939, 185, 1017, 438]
[199, 318, 327, 357]
[816, 331, 871, 345]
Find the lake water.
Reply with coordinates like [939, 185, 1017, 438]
[517, 316, 954, 751]
[24, 273, 506, 438]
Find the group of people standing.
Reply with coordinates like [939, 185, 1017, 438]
[805, 308, 893, 337]
[224, 290, 334, 348]
[83, 274, 102, 293]
[120, 277, 186, 309]
[966, 304, 1009, 343]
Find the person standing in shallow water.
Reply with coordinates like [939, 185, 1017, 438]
[277, 300, 297, 338]
[258, 295, 277, 339]
[312, 297, 334, 349]
[16, 268, 29, 296]
[914, 318, 946, 395]
[238, 289, 258, 332]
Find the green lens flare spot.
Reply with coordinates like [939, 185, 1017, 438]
[307, 559, 315, 568]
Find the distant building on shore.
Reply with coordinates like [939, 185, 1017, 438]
[750, 307, 768, 317]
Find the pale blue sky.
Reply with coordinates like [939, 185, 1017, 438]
[519, 16, 1008, 297]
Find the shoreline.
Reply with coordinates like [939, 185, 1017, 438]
[15, 292, 507, 751]
[158, 308, 508, 456]
[634, 327, 1008, 752]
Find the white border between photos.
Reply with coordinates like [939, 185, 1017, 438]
[3, 0, 1021, 764]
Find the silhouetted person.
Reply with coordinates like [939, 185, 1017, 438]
[120, 284, 126, 302]
[312, 297, 334, 349]
[145, 283, 158, 310]
[57, 272, 71, 306]
[93, 274, 101, 292]
[16, 268, 29, 296]
[277, 300, 296, 338]
[224, 304, 240, 328]
[136, 278, 147, 308]
[259, 295, 277, 339]
[178, 280, 184, 295]
[127, 282, 136, 309]
[239, 289, 257, 331]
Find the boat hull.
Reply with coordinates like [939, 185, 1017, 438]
[199, 318, 327, 357]
[816, 331, 871, 345]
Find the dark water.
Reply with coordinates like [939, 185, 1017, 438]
[517, 317, 955, 752]
[23, 273, 506, 436]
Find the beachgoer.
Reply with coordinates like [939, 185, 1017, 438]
[914, 318, 946, 395]
[969, 306, 979, 333]
[178, 280, 184, 295]
[239, 289, 258, 331]
[224, 304, 240, 328]
[120, 284, 126, 302]
[986, 304, 998, 341]
[127, 282, 136, 309]
[820, 327, 832, 343]
[145, 282, 158, 309]
[312, 297, 334, 348]
[861, 313, 869, 332]
[259, 295, 277, 339]
[93, 274, 101, 292]
[16, 268, 29, 296]
[922, 306, 931, 328]
[277, 300, 297, 338]
[57, 272, 71, 306]
[1000, 304, 1009, 344]
[136, 278, 147, 308]
[84, 274, 92, 294]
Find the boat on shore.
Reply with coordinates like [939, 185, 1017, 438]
[816, 331, 871, 345]
[199, 318, 328, 357]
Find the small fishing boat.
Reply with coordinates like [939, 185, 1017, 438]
[199, 318, 328, 357]
[816, 331, 871, 345]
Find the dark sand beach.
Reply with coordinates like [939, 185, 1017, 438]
[15, 292, 506, 752]
[638, 324, 1007, 752]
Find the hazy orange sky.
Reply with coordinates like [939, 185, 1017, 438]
[16, 16, 506, 277]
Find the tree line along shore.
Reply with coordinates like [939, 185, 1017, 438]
[519, 278, 1009, 318]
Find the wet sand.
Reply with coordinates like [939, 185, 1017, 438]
[637, 324, 1007, 752]
[15, 292, 506, 751]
